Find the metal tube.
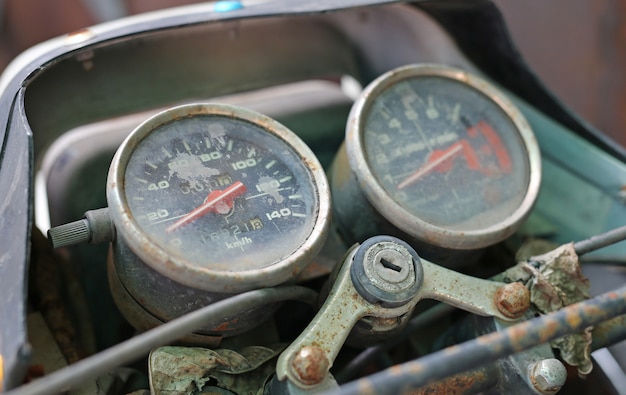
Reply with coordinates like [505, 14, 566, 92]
[574, 225, 626, 255]
[323, 285, 626, 395]
[4, 286, 317, 395]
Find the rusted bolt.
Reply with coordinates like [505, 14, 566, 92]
[495, 282, 530, 319]
[290, 346, 330, 386]
[529, 358, 567, 394]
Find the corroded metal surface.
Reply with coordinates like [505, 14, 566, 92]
[110, 239, 280, 338]
[149, 345, 285, 395]
[529, 359, 567, 394]
[29, 230, 94, 363]
[501, 242, 593, 374]
[276, 244, 420, 389]
[409, 365, 498, 395]
[290, 346, 330, 386]
[419, 259, 512, 321]
[277, 237, 515, 390]
[5, 286, 317, 395]
[324, 285, 626, 395]
[497, 242, 595, 374]
[494, 282, 531, 319]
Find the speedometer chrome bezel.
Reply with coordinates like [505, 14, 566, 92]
[107, 103, 331, 292]
[346, 64, 541, 249]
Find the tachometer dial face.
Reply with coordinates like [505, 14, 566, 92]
[347, 64, 540, 249]
[107, 104, 330, 292]
[364, 77, 528, 230]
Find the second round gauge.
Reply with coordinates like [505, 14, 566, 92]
[335, 64, 540, 250]
[108, 104, 329, 292]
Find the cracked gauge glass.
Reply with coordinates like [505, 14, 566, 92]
[107, 103, 330, 292]
[343, 64, 541, 249]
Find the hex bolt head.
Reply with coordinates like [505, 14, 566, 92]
[290, 346, 330, 386]
[495, 282, 530, 319]
[529, 358, 567, 394]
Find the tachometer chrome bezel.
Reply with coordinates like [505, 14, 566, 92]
[346, 64, 541, 250]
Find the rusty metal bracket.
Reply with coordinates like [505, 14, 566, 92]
[324, 285, 626, 395]
[275, 236, 523, 390]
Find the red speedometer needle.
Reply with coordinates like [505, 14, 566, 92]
[166, 181, 247, 233]
[397, 142, 464, 190]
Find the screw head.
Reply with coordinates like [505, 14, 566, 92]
[530, 358, 567, 394]
[495, 282, 530, 319]
[290, 346, 330, 386]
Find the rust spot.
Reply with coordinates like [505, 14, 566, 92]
[539, 321, 562, 341]
[507, 324, 530, 344]
[565, 309, 584, 329]
[494, 282, 530, 319]
[408, 369, 486, 395]
[213, 318, 239, 332]
[291, 346, 330, 386]
[443, 344, 461, 355]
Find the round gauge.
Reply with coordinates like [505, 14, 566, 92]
[343, 64, 540, 249]
[107, 103, 330, 292]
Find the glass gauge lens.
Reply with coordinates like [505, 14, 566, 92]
[364, 77, 528, 231]
[126, 117, 316, 269]
[348, 64, 540, 248]
[108, 104, 329, 291]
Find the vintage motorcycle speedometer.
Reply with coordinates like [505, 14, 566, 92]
[332, 64, 541, 251]
[107, 103, 330, 293]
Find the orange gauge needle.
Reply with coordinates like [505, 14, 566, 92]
[166, 181, 247, 232]
[397, 142, 463, 190]
[468, 120, 512, 173]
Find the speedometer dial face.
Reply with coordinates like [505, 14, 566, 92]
[347, 64, 540, 249]
[107, 104, 330, 292]
[126, 117, 315, 269]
